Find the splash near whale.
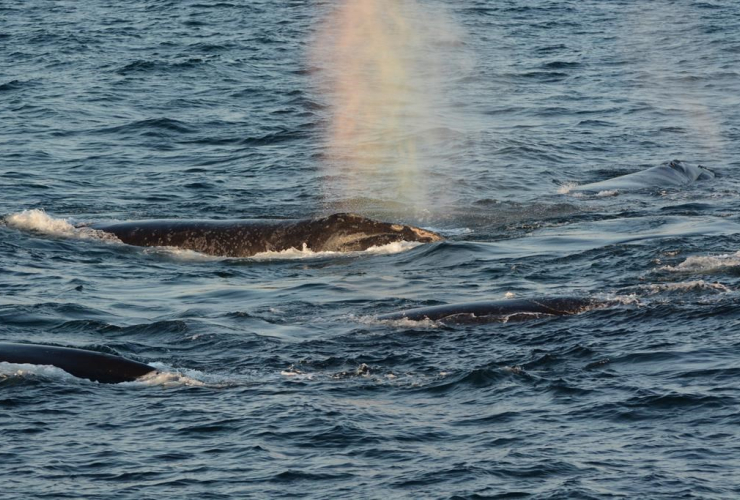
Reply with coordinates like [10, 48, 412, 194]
[89, 213, 443, 257]
[0, 343, 156, 384]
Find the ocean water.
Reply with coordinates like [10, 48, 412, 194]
[2, 0, 740, 498]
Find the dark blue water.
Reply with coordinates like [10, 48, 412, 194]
[2, 1, 740, 498]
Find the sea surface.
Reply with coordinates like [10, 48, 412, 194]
[2, 1, 740, 498]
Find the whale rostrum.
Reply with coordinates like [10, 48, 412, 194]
[88, 213, 444, 257]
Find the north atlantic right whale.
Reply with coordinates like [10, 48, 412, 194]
[570, 160, 714, 193]
[0, 343, 156, 383]
[87, 213, 444, 257]
[378, 297, 608, 324]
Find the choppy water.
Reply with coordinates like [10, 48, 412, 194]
[2, 1, 740, 498]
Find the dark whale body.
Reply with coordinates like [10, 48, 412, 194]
[0, 343, 156, 383]
[90, 213, 444, 257]
[571, 160, 714, 193]
[378, 297, 606, 324]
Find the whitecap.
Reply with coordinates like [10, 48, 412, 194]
[659, 252, 740, 273]
[596, 190, 619, 197]
[640, 280, 731, 294]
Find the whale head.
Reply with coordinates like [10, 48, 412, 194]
[307, 213, 444, 252]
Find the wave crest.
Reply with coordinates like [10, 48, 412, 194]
[660, 252, 740, 273]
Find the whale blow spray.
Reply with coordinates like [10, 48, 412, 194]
[312, 0, 467, 215]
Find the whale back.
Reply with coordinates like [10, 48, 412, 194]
[91, 213, 443, 257]
[572, 160, 714, 193]
[0, 343, 156, 383]
[92, 219, 285, 257]
[378, 297, 605, 324]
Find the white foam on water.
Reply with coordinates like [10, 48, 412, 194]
[596, 190, 619, 197]
[4, 209, 119, 242]
[249, 241, 422, 261]
[557, 182, 579, 195]
[280, 365, 316, 380]
[359, 314, 440, 329]
[659, 251, 740, 273]
[122, 362, 236, 388]
[640, 280, 731, 294]
[0, 361, 82, 382]
[143, 246, 222, 262]
[595, 293, 642, 307]
[557, 183, 618, 198]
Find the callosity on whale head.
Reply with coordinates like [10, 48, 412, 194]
[305, 213, 444, 252]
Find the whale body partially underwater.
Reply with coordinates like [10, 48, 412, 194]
[0, 343, 156, 383]
[570, 160, 714, 193]
[88, 213, 444, 257]
[2, 160, 712, 383]
[378, 297, 608, 324]
[1, 298, 609, 382]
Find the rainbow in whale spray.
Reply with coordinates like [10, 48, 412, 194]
[311, 0, 468, 215]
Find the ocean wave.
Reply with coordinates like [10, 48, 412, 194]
[94, 117, 196, 135]
[115, 57, 213, 75]
[659, 252, 740, 273]
[639, 280, 731, 294]
[279, 362, 442, 387]
[0, 80, 29, 92]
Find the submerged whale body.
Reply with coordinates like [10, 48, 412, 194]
[0, 343, 156, 383]
[571, 160, 714, 193]
[90, 213, 444, 257]
[378, 297, 606, 324]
